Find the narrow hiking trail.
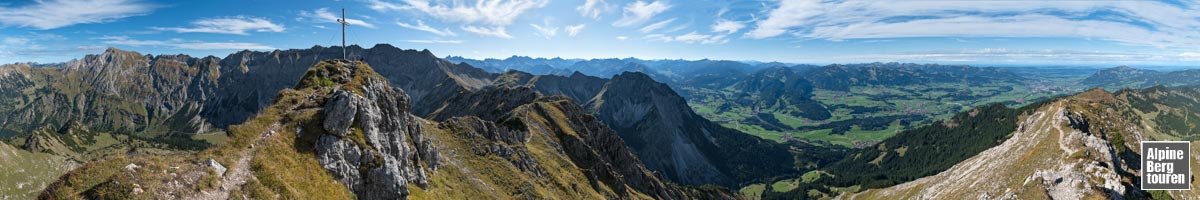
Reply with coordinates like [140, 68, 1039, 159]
[187, 122, 281, 200]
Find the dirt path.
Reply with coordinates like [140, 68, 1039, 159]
[186, 122, 280, 200]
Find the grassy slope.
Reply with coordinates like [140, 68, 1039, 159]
[0, 141, 74, 199]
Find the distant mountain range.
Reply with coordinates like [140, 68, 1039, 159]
[1081, 66, 1200, 89]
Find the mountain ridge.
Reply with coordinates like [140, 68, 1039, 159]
[39, 60, 738, 199]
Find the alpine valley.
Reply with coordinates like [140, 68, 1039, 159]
[3, 44, 1200, 200]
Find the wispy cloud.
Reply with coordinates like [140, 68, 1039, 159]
[565, 24, 585, 37]
[0, 33, 95, 63]
[3, 37, 31, 45]
[300, 8, 376, 28]
[577, 0, 610, 19]
[638, 18, 675, 33]
[98, 36, 274, 50]
[461, 26, 513, 38]
[366, 0, 548, 38]
[401, 39, 463, 44]
[1, 32, 68, 56]
[0, 0, 156, 30]
[612, 1, 671, 27]
[644, 32, 727, 44]
[746, 1, 1200, 49]
[530, 24, 558, 39]
[711, 19, 744, 34]
[396, 20, 457, 36]
[152, 16, 284, 35]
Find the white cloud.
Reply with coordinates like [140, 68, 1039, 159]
[174, 42, 277, 50]
[402, 39, 463, 44]
[396, 20, 457, 36]
[616, 36, 628, 41]
[577, 0, 610, 19]
[3, 38, 31, 45]
[366, 0, 548, 38]
[530, 24, 558, 39]
[152, 16, 284, 35]
[711, 19, 744, 34]
[98, 36, 274, 50]
[638, 18, 675, 33]
[565, 24, 585, 37]
[0, 0, 156, 30]
[76, 45, 108, 51]
[461, 26, 513, 38]
[612, 1, 671, 27]
[746, 1, 1200, 48]
[643, 32, 728, 44]
[300, 8, 376, 28]
[2, 33, 67, 55]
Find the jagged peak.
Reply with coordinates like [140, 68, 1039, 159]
[102, 47, 130, 54]
[611, 71, 656, 82]
[370, 43, 399, 51]
[94, 47, 144, 58]
[568, 71, 590, 78]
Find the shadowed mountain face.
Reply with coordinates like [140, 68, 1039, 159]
[590, 72, 797, 186]
[0, 45, 794, 189]
[0, 48, 222, 139]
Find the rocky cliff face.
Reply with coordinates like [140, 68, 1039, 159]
[300, 61, 439, 199]
[0, 48, 221, 137]
[586, 72, 795, 186]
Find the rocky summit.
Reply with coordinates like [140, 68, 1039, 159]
[38, 60, 736, 199]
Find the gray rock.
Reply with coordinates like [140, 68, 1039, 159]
[323, 92, 359, 137]
[311, 62, 440, 200]
[207, 158, 227, 176]
[314, 134, 365, 191]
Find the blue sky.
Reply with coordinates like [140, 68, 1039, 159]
[1, 0, 1199, 66]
